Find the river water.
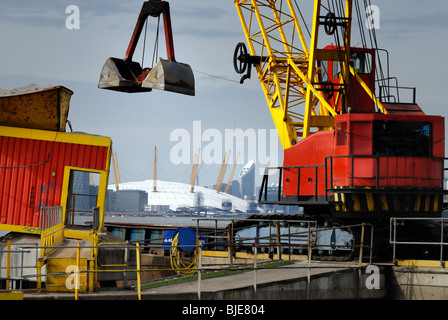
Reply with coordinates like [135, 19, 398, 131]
[0, 214, 243, 238]
[82, 214, 239, 229]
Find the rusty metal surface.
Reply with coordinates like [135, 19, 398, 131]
[0, 84, 73, 132]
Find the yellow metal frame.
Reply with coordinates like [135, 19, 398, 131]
[60, 166, 110, 240]
[40, 211, 65, 258]
[0, 125, 112, 148]
[1, 125, 111, 293]
[396, 260, 448, 268]
[234, 0, 386, 148]
[0, 125, 112, 237]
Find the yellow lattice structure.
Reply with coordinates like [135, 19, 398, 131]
[233, 0, 356, 147]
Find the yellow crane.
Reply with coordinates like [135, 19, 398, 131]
[233, 0, 385, 149]
[224, 151, 240, 194]
[189, 147, 200, 192]
[215, 150, 230, 192]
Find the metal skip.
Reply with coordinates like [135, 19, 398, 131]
[98, 0, 195, 96]
[98, 57, 195, 95]
[141, 58, 195, 96]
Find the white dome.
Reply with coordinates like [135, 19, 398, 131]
[109, 180, 256, 212]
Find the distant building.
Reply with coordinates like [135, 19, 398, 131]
[109, 190, 148, 213]
[109, 180, 259, 213]
[256, 186, 301, 214]
[69, 171, 97, 213]
[219, 180, 241, 198]
[147, 204, 170, 213]
[229, 180, 241, 198]
[106, 189, 115, 212]
[240, 160, 255, 198]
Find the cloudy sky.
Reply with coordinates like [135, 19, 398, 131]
[0, 0, 447, 188]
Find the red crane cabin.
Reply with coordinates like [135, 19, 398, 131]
[0, 125, 112, 236]
[280, 46, 445, 218]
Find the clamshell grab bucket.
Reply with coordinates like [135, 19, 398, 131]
[141, 58, 195, 96]
[98, 57, 195, 95]
[98, 1, 195, 96]
[98, 57, 152, 93]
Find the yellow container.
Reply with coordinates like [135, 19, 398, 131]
[0, 84, 73, 132]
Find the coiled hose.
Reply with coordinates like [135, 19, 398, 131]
[170, 232, 200, 276]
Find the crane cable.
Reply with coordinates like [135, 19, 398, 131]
[170, 232, 200, 276]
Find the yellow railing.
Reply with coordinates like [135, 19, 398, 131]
[39, 206, 65, 259]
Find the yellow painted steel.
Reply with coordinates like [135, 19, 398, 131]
[234, 0, 387, 148]
[60, 166, 110, 237]
[75, 243, 80, 300]
[45, 257, 87, 293]
[136, 243, 141, 300]
[0, 291, 24, 300]
[332, 190, 440, 215]
[40, 225, 65, 258]
[170, 232, 200, 276]
[0, 125, 111, 148]
[40, 207, 65, 259]
[349, 67, 388, 114]
[6, 241, 10, 291]
[396, 260, 448, 268]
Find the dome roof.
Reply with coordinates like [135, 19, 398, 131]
[110, 180, 256, 212]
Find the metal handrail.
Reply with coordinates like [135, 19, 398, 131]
[0, 217, 374, 299]
[259, 156, 447, 204]
[326, 155, 446, 191]
[390, 217, 448, 267]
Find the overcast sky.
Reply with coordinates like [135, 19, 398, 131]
[0, 0, 447, 188]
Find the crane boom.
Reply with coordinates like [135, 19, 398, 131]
[235, 0, 446, 222]
[233, 0, 387, 148]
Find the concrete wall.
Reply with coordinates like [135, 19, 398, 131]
[200, 267, 387, 300]
[389, 266, 448, 300]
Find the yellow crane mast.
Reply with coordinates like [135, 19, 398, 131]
[233, 0, 385, 148]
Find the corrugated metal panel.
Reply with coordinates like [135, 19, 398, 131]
[0, 129, 111, 230]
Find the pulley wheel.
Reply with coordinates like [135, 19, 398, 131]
[233, 42, 248, 74]
[324, 12, 337, 35]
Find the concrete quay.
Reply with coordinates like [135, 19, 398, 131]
[23, 261, 387, 300]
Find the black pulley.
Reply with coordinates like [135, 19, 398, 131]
[233, 42, 248, 74]
[324, 12, 337, 35]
